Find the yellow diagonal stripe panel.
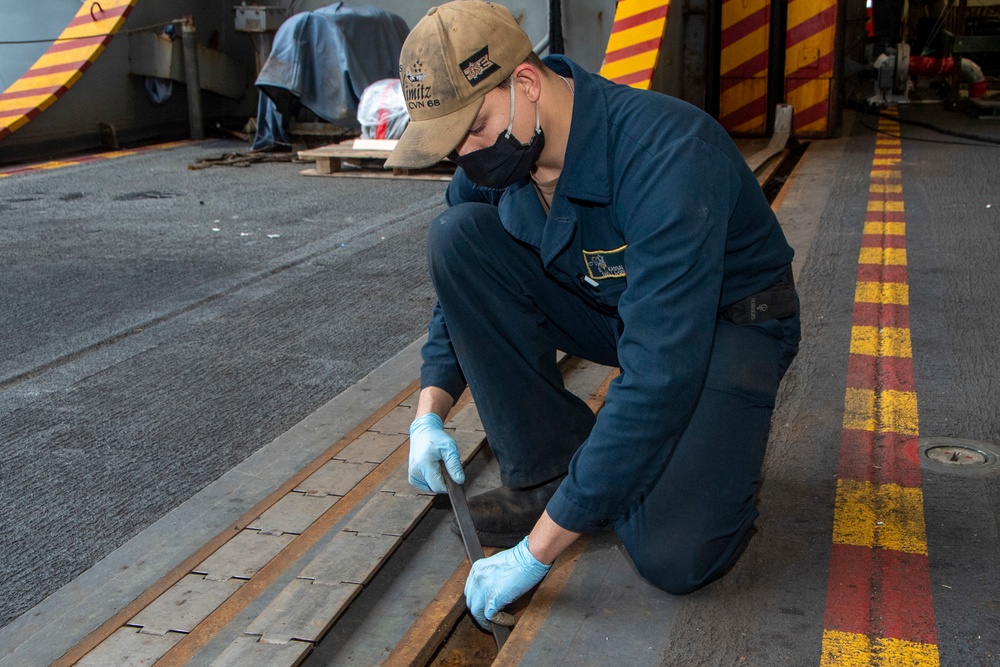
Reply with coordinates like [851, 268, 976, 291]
[601, 52, 660, 80]
[721, 25, 770, 73]
[605, 20, 668, 53]
[787, 0, 836, 30]
[612, 0, 668, 20]
[855, 281, 909, 305]
[821, 630, 940, 667]
[850, 326, 913, 358]
[833, 480, 928, 553]
[858, 247, 908, 266]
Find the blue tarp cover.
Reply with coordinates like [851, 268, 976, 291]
[252, 2, 408, 150]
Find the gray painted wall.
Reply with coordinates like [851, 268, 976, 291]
[0, 0, 614, 163]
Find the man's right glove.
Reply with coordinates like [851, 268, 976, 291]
[408, 413, 465, 494]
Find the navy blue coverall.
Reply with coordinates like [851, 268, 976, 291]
[421, 55, 800, 594]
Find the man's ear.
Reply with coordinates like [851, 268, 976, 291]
[512, 62, 542, 103]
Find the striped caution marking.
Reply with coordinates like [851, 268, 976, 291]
[0, 141, 190, 179]
[0, 0, 137, 141]
[599, 0, 671, 90]
[719, 0, 770, 135]
[821, 112, 941, 666]
[785, 0, 837, 136]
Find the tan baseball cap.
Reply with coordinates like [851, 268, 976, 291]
[385, 1, 533, 169]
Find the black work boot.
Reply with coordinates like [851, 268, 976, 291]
[451, 475, 565, 548]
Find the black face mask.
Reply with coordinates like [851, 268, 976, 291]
[451, 83, 545, 190]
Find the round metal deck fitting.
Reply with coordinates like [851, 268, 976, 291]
[916, 437, 999, 476]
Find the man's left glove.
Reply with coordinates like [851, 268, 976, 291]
[464, 536, 551, 628]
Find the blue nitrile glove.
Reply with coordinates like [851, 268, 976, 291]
[465, 536, 551, 628]
[408, 413, 464, 493]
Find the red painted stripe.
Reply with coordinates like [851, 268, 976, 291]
[824, 543, 873, 636]
[846, 354, 916, 393]
[721, 5, 770, 49]
[611, 5, 670, 33]
[0, 106, 35, 118]
[861, 234, 907, 249]
[65, 4, 130, 29]
[48, 34, 108, 53]
[826, 544, 936, 644]
[865, 210, 906, 223]
[719, 95, 767, 131]
[22, 60, 91, 78]
[856, 264, 909, 284]
[610, 69, 654, 86]
[721, 51, 769, 84]
[786, 3, 837, 48]
[838, 430, 923, 487]
[604, 38, 663, 65]
[0, 85, 66, 101]
[875, 549, 938, 643]
[852, 302, 911, 329]
[793, 98, 830, 131]
[786, 53, 835, 90]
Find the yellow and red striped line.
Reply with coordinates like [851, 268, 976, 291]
[0, 141, 190, 179]
[821, 112, 940, 666]
[785, 0, 837, 136]
[719, 0, 770, 135]
[0, 0, 137, 141]
[599, 0, 671, 90]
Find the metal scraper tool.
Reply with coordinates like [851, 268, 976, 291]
[440, 461, 513, 650]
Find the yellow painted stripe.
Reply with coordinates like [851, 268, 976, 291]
[867, 200, 904, 212]
[870, 183, 903, 193]
[600, 51, 660, 80]
[842, 388, 919, 435]
[850, 326, 913, 358]
[4, 70, 87, 93]
[821, 630, 940, 667]
[872, 158, 901, 166]
[843, 387, 877, 432]
[855, 281, 909, 305]
[720, 24, 770, 72]
[605, 19, 667, 52]
[858, 247, 908, 266]
[612, 0, 669, 21]
[833, 480, 928, 553]
[864, 221, 906, 235]
[721, 0, 769, 29]
[787, 0, 837, 29]
[0, 94, 52, 111]
[719, 77, 768, 111]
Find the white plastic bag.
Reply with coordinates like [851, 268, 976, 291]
[357, 79, 408, 139]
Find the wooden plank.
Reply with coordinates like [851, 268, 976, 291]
[295, 459, 377, 497]
[248, 493, 339, 535]
[299, 167, 453, 182]
[369, 405, 416, 436]
[342, 489, 433, 538]
[193, 530, 296, 582]
[209, 636, 311, 667]
[334, 431, 408, 465]
[76, 627, 183, 667]
[444, 402, 485, 433]
[127, 575, 242, 636]
[244, 580, 361, 644]
[298, 532, 401, 586]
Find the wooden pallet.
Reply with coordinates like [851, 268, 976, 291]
[298, 139, 455, 181]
